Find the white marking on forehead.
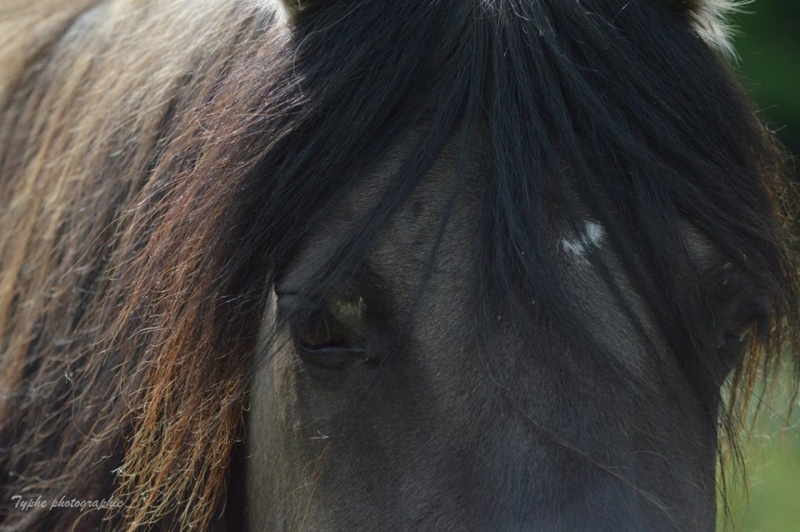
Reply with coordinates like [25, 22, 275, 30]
[561, 221, 605, 262]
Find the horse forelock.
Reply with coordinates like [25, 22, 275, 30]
[0, 0, 797, 530]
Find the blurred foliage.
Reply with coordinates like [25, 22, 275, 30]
[719, 381, 800, 531]
[734, 2, 800, 168]
[721, 4, 800, 530]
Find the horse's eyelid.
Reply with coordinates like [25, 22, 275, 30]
[275, 293, 321, 316]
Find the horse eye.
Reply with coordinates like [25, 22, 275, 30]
[291, 312, 366, 370]
[295, 313, 350, 350]
[715, 298, 771, 382]
[724, 319, 755, 345]
[723, 295, 770, 346]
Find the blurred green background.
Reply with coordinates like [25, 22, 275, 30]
[723, 3, 800, 531]
[735, 2, 800, 175]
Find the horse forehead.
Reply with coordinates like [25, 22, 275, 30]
[554, 219, 669, 382]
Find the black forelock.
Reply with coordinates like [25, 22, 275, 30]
[226, 0, 796, 399]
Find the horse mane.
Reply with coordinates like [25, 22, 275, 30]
[0, 1, 289, 528]
[1, 0, 797, 530]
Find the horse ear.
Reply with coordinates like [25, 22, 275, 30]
[665, 0, 745, 58]
[273, 0, 317, 20]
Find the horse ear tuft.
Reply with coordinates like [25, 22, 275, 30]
[273, 0, 317, 20]
[667, 0, 748, 58]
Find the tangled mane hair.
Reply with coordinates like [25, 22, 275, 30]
[1, 0, 798, 530]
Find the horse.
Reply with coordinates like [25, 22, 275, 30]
[1, 0, 798, 529]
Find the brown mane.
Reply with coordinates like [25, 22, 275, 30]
[1, 1, 798, 530]
[0, 1, 295, 529]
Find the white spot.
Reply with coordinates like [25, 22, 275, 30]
[561, 221, 605, 261]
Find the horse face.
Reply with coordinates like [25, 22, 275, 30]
[0, 1, 794, 530]
[244, 131, 756, 530]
